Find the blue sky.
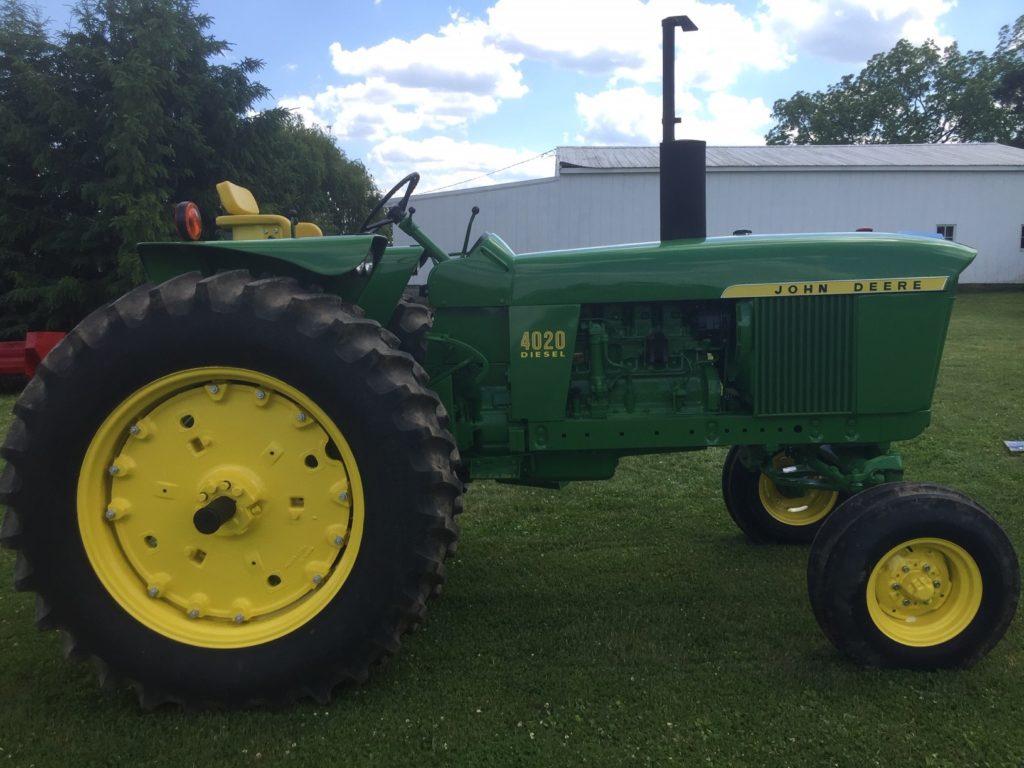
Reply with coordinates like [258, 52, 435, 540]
[28, 0, 1023, 191]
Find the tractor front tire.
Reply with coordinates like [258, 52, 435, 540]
[721, 446, 842, 544]
[807, 482, 1019, 669]
[0, 272, 461, 707]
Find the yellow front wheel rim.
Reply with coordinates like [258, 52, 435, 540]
[78, 367, 364, 649]
[866, 538, 982, 647]
[757, 455, 839, 527]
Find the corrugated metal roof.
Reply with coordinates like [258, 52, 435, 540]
[557, 143, 1024, 171]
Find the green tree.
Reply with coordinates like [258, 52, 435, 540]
[234, 113, 378, 236]
[0, 0, 376, 338]
[0, 1, 90, 335]
[993, 16, 1024, 147]
[766, 18, 1024, 146]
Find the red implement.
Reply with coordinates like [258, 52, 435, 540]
[0, 332, 65, 378]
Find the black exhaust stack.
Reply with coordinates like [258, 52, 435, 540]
[660, 16, 706, 242]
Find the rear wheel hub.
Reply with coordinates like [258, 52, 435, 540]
[78, 367, 365, 648]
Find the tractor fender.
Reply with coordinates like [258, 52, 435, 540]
[139, 235, 387, 281]
[137, 236, 423, 325]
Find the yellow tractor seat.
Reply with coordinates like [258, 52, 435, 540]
[215, 181, 290, 239]
[214, 181, 323, 240]
[217, 180, 260, 215]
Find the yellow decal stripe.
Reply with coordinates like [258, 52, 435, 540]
[721, 276, 949, 299]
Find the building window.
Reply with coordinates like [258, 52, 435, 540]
[1020, 225, 1024, 250]
[937, 224, 955, 241]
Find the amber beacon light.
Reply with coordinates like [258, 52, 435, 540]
[174, 201, 203, 240]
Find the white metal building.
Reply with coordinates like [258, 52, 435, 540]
[397, 144, 1024, 284]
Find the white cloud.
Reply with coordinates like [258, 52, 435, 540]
[576, 87, 771, 146]
[282, 1, 791, 148]
[696, 92, 776, 145]
[280, 78, 505, 142]
[279, 0, 955, 192]
[281, 12, 528, 150]
[575, 87, 669, 145]
[487, 0, 793, 88]
[330, 15, 526, 98]
[762, 0, 955, 62]
[369, 136, 554, 192]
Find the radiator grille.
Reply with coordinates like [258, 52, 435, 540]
[752, 295, 855, 416]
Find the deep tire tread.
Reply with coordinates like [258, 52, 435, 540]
[386, 297, 432, 364]
[0, 271, 462, 708]
[807, 482, 1019, 669]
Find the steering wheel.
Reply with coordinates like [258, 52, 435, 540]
[359, 172, 420, 233]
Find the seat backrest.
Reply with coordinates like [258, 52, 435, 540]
[216, 181, 260, 215]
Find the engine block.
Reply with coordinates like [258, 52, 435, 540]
[570, 300, 733, 419]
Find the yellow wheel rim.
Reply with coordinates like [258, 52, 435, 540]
[757, 455, 838, 527]
[866, 537, 982, 647]
[78, 367, 364, 649]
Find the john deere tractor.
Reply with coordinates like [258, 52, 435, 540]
[1, 17, 1018, 707]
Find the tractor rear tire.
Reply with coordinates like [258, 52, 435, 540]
[721, 446, 843, 544]
[387, 296, 432, 365]
[385, 296, 463, 560]
[0, 271, 461, 708]
[807, 482, 1019, 669]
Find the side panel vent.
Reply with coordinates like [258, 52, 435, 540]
[752, 295, 855, 416]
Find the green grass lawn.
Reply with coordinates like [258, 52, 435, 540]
[1, 293, 1022, 767]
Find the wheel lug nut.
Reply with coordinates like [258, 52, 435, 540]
[901, 565, 910, 573]
[208, 384, 220, 394]
[334, 535, 345, 546]
[104, 508, 117, 521]
[187, 609, 200, 620]
[902, 598, 912, 607]
[933, 580, 942, 589]
[147, 586, 160, 598]
[255, 389, 267, 400]
[338, 491, 349, 503]
[129, 424, 141, 436]
[312, 574, 323, 586]
[923, 564, 931, 573]
[233, 613, 245, 624]
[108, 464, 120, 476]
[890, 583, 900, 591]
[296, 412, 307, 423]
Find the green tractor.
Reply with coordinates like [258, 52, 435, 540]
[1, 17, 1018, 707]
